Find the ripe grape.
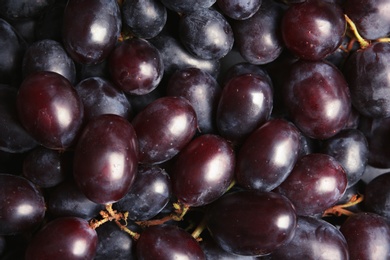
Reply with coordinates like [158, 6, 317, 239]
[363, 172, 390, 219]
[217, 0, 262, 20]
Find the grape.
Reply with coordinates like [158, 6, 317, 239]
[232, 0, 285, 65]
[0, 84, 38, 153]
[283, 60, 352, 140]
[216, 73, 273, 143]
[340, 212, 390, 260]
[235, 118, 301, 191]
[22, 39, 76, 83]
[270, 216, 349, 259]
[136, 224, 205, 260]
[73, 114, 139, 204]
[25, 217, 98, 260]
[108, 38, 164, 95]
[131, 96, 197, 165]
[343, 42, 390, 118]
[62, 0, 121, 64]
[0, 174, 46, 235]
[206, 190, 297, 256]
[321, 128, 368, 188]
[121, 0, 167, 39]
[170, 134, 235, 207]
[179, 8, 234, 60]
[16, 71, 84, 150]
[217, 0, 262, 20]
[275, 153, 347, 216]
[114, 165, 171, 221]
[74, 77, 133, 122]
[363, 172, 390, 219]
[281, 1, 346, 61]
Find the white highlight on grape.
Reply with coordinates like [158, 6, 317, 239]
[17, 203, 34, 216]
[168, 114, 188, 136]
[108, 152, 125, 180]
[317, 176, 336, 193]
[276, 215, 292, 230]
[272, 139, 292, 167]
[72, 239, 87, 256]
[90, 23, 107, 43]
[55, 103, 72, 128]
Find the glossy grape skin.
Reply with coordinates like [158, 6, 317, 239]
[22, 39, 76, 84]
[216, 73, 273, 142]
[0, 85, 38, 153]
[340, 212, 390, 260]
[62, 0, 121, 65]
[159, 0, 216, 13]
[345, 0, 390, 40]
[122, 0, 167, 39]
[74, 77, 133, 122]
[136, 224, 205, 260]
[16, 71, 84, 150]
[109, 38, 164, 95]
[206, 190, 296, 256]
[0, 0, 53, 20]
[46, 180, 104, 220]
[179, 8, 234, 60]
[321, 129, 368, 188]
[22, 146, 68, 188]
[232, 0, 284, 65]
[0, 174, 45, 235]
[171, 134, 235, 207]
[283, 60, 352, 140]
[363, 172, 390, 219]
[235, 118, 301, 191]
[114, 165, 171, 221]
[270, 216, 349, 260]
[344, 42, 390, 118]
[0, 18, 26, 85]
[73, 114, 139, 205]
[166, 67, 222, 134]
[281, 1, 346, 61]
[149, 33, 220, 78]
[25, 217, 98, 260]
[132, 96, 197, 165]
[275, 153, 347, 216]
[217, 0, 262, 20]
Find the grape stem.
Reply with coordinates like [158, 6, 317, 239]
[322, 194, 364, 217]
[191, 215, 208, 242]
[344, 15, 370, 49]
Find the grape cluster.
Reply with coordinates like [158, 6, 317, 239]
[1, 0, 390, 259]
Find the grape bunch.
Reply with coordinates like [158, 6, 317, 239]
[1, 0, 390, 259]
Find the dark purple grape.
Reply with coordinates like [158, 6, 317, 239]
[216, 73, 273, 142]
[74, 77, 133, 122]
[132, 96, 197, 165]
[235, 118, 301, 191]
[363, 172, 390, 219]
[0, 18, 26, 85]
[95, 221, 136, 260]
[217, 0, 262, 20]
[166, 67, 222, 134]
[149, 33, 220, 78]
[344, 42, 390, 118]
[340, 212, 390, 260]
[206, 190, 296, 256]
[0, 174, 45, 235]
[22, 39, 76, 83]
[232, 0, 285, 65]
[275, 153, 348, 216]
[25, 217, 98, 260]
[62, 0, 121, 64]
[114, 165, 171, 221]
[0, 0, 54, 20]
[283, 60, 351, 140]
[73, 114, 139, 205]
[345, 0, 390, 40]
[281, 1, 345, 61]
[179, 8, 234, 60]
[47, 180, 104, 220]
[321, 128, 368, 188]
[136, 224, 205, 260]
[109, 38, 164, 95]
[22, 146, 68, 188]
[170, 134, 235, 207]
[159, 0, 216, 13]
[0, 84, 37, 153]
[16, 71, 84, 150]
[122, 0, 167, 39]
[270, 216, 349, 259]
